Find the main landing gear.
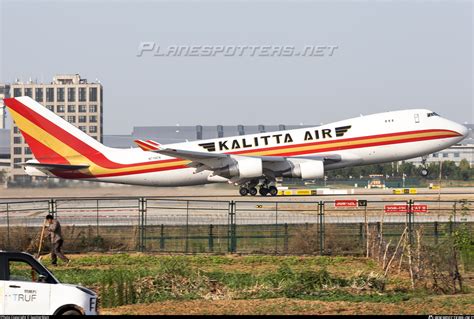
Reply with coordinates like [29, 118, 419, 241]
[239, 180, 278, 197]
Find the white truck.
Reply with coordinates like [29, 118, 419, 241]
[0, 251, 98, 315]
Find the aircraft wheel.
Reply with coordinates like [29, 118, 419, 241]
[259, 187, 269, 196]
[269, 186, 278, 196]
[420, 168, 429, 177]
[239, 187, 249, 196]
[249, 187, 258, 196]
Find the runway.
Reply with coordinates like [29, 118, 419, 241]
[1, 185, 473, 202]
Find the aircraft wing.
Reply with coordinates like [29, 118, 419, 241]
[153, 146, 341, 182]
[153, 147, 231, 172]
[155, 147, 341, 164]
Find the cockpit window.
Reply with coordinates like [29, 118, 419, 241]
[427, 112, 440, 117]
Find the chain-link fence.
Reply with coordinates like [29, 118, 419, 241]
[0, 197, 472, 257]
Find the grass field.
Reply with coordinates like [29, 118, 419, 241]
[41, 253, 474, 315]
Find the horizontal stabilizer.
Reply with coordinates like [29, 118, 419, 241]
[19, 162, 90, 170]
[134, 139, 161, 151]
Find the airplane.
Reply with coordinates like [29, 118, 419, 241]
[3, 96, 468, 196]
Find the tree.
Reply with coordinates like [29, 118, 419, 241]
[0, 170, 5, 184]
[442, 161, 457, 179]
[326, 159, 473, 181]
[458, 159, 471, 181]
[399, 162, 416, 177]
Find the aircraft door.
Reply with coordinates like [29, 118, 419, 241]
[414, 113, 420, 123]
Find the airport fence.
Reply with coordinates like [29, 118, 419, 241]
[0, 197, 472, 259]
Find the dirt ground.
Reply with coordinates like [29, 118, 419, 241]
[101, 294, 474, 315]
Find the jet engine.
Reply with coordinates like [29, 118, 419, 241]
[282, 158, 324, 179]
[212, 156, 263, 179]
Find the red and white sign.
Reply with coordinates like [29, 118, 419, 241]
[384, 204, 428, 213]
[335, 200, 358, 208]
[412, 205, 428, 213]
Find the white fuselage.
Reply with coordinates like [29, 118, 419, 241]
[72, 109, 467, 186]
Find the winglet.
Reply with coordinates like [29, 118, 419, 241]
[134, 139, 162, 151]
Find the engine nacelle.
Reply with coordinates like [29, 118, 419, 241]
[283, 159, 324, 179]
[212, 156, 263, 179]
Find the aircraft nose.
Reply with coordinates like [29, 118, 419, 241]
[459, 124, 469, 138]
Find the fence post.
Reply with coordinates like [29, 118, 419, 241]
[160, 224, 165, 251]
[137, 199, 141, 252]
[275, 202, 279, 255]
[228, 201, 237, 253]
[185, 201, 189, 253]
[49, 199, 57, 218]
[365, 204, 369, 258]
[284, 223, 289, 255]
[96, 199, 100, 237]
[453, 202, 457, 232]
[208, 224, 214, 252]
[138, 197, 147, 252]
[434, 221, 439, 245]
[407, 199, 415, 246]
[6, 203, 10, 250]
[318, 201, 325, 255]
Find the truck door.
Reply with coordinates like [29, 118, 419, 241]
[0, 280, 4, 314]
[3, 259, 51, 315]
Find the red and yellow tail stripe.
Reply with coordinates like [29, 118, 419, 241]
[4, 97, 461, 179]
[134, 139, 161, 151]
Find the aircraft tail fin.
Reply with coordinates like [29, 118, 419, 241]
[3, 96, 109, 165]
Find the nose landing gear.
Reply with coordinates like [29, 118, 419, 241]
[420, 168, 429, 177]
[419, 155, 429, 177]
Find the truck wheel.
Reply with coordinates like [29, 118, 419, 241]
[62, 309, 81, 315]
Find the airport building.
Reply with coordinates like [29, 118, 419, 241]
[104, 124, 311, 148]
[8, 74, 103, 183]
[0, 129, 11, 186]
[0, 84, 10, 129]
[0, 84, 11, 186]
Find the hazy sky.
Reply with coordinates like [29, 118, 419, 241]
[1, 0, 472, 135]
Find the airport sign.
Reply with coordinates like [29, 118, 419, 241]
[384, 204, 428, 213]
[335, 199, 358, 208]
